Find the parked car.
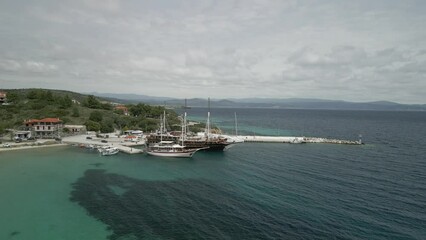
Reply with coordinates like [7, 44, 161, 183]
[101, 140, 108, 143]
[86, 136, 92, 139]
[2, 143, 11, 148]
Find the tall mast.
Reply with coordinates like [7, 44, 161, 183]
[184, 112, 187, 138]
[234, 112, 238, 136]
[206, 98, 211, 140]
[184, 99, 188, 137]
[163, 110, 166, 134]
[160, 112, 163, 142]
[181, 114, 184, 145]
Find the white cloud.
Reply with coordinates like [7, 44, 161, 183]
[0, 60, 21, 71]
[0, 0, 425, 103]
[25, 61, 57, 72]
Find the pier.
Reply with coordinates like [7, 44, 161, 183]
[62, 135, 144, 154]
[239, 135, 362, 145]
[61, 134, 362, 155]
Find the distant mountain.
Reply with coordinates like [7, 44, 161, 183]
[84, 92, 426, 111]
[89, 92, 174, 104]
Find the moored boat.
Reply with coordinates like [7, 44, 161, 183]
[146, 141, 205, 158]
[146, 101, 233, 151]
[99, 146, 119, 156]
[146, 133, 231, 151]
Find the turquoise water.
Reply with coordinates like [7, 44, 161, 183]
[1, 109, 426, 239]
[0, 147, 109, 239]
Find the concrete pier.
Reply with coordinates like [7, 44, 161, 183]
[240, 135, 362, 145]
[62, 135, 144, 154]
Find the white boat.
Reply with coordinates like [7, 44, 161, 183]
[99, 146, 119, 156]
[146, 112, 206, 158]
[290, 137, 306, 144]
[97, 146, 108, 153]
[146, 141, 204, 158]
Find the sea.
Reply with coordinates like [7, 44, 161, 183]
[0, 108, 425, 240]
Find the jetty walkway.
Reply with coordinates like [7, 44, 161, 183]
[62, 135, 144, 154]
[240, 135, 362, 145]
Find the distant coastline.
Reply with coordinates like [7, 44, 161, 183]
[89, 92, 426, 112]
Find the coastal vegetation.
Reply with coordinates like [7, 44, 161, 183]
[0, 89, 182, 135]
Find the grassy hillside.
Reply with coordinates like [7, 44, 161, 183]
[0, 88, 181, 135]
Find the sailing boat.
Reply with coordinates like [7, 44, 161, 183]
[146, 111, 205, 158]
[146, 99, 232, 151]
[183, 98, 233, 150]
[209, 112, 244, 144]
[222, 112, 244, 143]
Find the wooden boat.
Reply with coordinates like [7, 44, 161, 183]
[146, 141, 204, 158]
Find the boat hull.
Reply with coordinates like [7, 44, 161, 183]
[146, 151, 195, 158]
[184, 140, 231, 151]
[146, 135, 231, 151]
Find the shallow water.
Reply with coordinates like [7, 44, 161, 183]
[1, 109, 425, 239]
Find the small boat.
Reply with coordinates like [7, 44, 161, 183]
[290, 137, 306, 144]
[99, 146, 119, 156]
[146, 141, 205, 158]
[85, 144, 95, 149]
[97, 146, 108, 153]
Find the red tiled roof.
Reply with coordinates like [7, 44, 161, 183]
[24, 118, 62, 124]
[0, 92, 6, 97]
[115, 106, 128, 110]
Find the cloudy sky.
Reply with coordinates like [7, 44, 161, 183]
[1, 0, 425, 103]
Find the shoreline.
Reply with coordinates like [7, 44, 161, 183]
[0, 143, 68, 152]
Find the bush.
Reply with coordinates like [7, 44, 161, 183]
[101, 103, 112, 110]
[89, 111, 103, 122]
[54, 109, 69, 117]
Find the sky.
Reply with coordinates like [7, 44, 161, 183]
[0, 0, 425, 104]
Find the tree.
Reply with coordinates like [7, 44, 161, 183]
[59, 95, 73, 109]
[84, 95, 101, 109]
[71, 107, 80, 117]
[138, 118, 158, 132]
[54, 109, 69, 117]
[27, 90, 39, 99]
[101, 103, 112, 110]
[100, 119, 114, 133]
[85, 120, 101, 132]
[6, 92, 19, 103]
[114, 109, 124, 115]
[89, 111, 103, 122]
[43, 90, 54, 102]
[0, 123, 5, 135]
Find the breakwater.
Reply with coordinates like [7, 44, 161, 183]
[240, 135, 362, 145]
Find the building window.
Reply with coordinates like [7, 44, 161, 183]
[48, 126, 51, 130]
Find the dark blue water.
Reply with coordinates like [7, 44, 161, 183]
[2, 108, 425, 239]
[171, 108, 426, 239]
